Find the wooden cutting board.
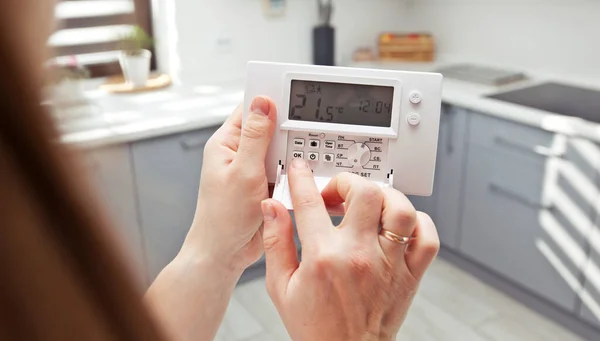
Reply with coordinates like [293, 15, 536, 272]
[100, 74, 172, 94]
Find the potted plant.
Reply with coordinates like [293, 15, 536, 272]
[46, 56, 91, 104]
[119, 25, 154, 87]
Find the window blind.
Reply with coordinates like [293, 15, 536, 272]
[51, 0, 153, 77]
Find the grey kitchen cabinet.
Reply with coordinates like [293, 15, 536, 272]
[132, 127, 217, 281]
[81, 145, 147, 286]
[409, 104, 469, 249]
[459, 113, 593, 312]
[581, 211, 600, 327]
[432, 105, 469, 249]
[576, 139, 600, 327]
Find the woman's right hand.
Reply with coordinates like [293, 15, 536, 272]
[261, 158, 439, 341]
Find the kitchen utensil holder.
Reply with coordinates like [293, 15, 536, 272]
[313, 25, 335, 66]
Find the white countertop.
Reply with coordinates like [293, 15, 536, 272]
[56, 60, 600, 150]
[349, 60, 600, 143]
[56, 81, 244, 149]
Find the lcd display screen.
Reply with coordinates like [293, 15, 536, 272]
[288, 80, 394, 127]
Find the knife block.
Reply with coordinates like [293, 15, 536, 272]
[313, 25, 335, 66]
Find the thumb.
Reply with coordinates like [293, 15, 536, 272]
[261, 199, 298, 303]
[235, 96, 277, 172]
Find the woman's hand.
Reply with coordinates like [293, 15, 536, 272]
[181, 96, 276, 272]
[261, 159, 440, 341]
[146, 97, 277, 341]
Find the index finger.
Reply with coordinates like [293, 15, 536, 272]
[288, 158, 332, 248]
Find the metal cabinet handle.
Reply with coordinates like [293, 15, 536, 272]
[489, 183, 552, 211]
[180, 136, 210, 150]
[493, 136, 563, 158]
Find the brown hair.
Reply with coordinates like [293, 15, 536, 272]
[0, 9, 166, 341]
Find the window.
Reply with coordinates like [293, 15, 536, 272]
[51, 0, 154, 78]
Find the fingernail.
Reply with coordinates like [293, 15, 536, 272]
[292, 158, 308, 169]
[261, 200, 277, 222]
[250, 96, 269, 116]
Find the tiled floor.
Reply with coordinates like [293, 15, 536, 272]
[215, 258, 584, 341]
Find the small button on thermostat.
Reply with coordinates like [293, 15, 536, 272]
[309, 139, 320, 148]
[292, 151, 304, 159]
[324, 140, 335, 149]
[319, 133, 326, 139]
[407, 113, 421, 126]
[293, 138, 305, 148]
[323, 153, 335, 163]
[308, 152, 319, 161]
[409, 91, 422, 104]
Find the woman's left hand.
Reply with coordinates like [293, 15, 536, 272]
[180, 96, 277, 272]
[146, 96, 277, 341]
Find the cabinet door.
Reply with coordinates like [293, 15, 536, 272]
[409, 104, 468, 249]
[132, 128, 216, 281]
[83, 145, 147, 286]
[459, 139, 592, 312]
[431, 105, 468, 249]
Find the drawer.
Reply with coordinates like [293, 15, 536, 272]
[459, 145, 584, 312]
[468, 112, 556, 162]
[469, 144, 547, 209]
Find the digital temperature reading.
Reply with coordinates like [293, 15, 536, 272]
[288, 80, 394, 127]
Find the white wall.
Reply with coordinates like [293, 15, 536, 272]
[155, 0, 408, 83]
[154, 0, 600, 82]
[403, 0, 600, 79]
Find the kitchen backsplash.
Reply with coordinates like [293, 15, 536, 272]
[403, 0, 600, 79]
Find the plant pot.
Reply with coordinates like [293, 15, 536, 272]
[119, 49, 152, 87]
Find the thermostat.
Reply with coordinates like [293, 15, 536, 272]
[243, 61, 443, 210]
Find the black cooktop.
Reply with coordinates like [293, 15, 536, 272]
[487, 82, 600, 123]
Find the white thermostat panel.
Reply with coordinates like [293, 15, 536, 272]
[243, 61, 443, 210]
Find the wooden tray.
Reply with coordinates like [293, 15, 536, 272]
[100, 74, 172, 94]
[379, 52, 435, 62]
[378, 32, 435, 62]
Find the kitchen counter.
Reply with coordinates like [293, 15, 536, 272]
[57, 81, 244, 149]
[349, 60, 600, 143]
[57, 60, 600, 150]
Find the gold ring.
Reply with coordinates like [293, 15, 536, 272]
[379, 228, 412, 245]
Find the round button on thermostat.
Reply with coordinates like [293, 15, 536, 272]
[348, 143, 371, 167]
[409, 91, 422, 104]
[407, 113, 421, 126]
